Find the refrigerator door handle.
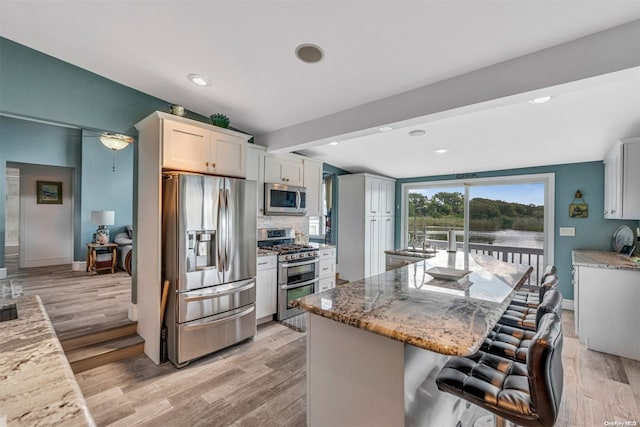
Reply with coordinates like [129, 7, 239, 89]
[216, 188, 225, 273]
[225, 188, 231, 271]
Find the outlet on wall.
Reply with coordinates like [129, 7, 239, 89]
[559, 227, 576, 237]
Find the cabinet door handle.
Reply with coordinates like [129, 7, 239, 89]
[611, 210, 616, 213]
[212, 163, 216, 168]
[206, 161, 210, 167]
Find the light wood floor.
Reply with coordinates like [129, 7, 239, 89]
[75, 310, 640, 427]
[4, 252, 637, 425]
[3, 253, 132, 340]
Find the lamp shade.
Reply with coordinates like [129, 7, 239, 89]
[100, 133, 133, 151]
[91, 210, 115, 226]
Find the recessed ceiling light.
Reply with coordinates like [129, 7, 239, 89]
[434, 148, 449, 154]
[187, 74, 210, 86]
[379, 126, 393, 132]
[295, 44, 324, 63]
[409, 129, 427, 137]
[528, 95, 553, 104]
[329, 141, 339, 146]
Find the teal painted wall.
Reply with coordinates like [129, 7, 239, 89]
[80, 130, 134, 253]
[0, 36, 207, 282]
[322, 163, 351, 247]
[396, 161, 640, 301]
[0, 116, 83, 260]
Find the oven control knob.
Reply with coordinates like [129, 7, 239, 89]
[285, 255, 291, 261]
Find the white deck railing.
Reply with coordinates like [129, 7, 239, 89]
[420, 239, 545, 286]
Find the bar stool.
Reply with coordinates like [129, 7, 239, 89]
[498, 288, 563, 331]
[436, 312, 564, 427]
[482, 289, 562, 362]
[511, 265, 558, 308]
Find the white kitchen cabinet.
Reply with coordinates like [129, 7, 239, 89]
[247, 144, 266, 216]
[304, 158, 323, 217]
[318, 247, 336, 292]
[256, 254, 277, 325]
[573, 264, 640, 360]
[264, 155, 304, 186]
[338, 173, 396, 282]
[162, 118, 248, 178]
[604, 137, 640, 219]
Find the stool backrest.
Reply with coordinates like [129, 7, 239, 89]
[538, 275, 560, 306]
[528, 312, 564, 427]
[540, 265, 558, 284]
[535, 289, 563, 329]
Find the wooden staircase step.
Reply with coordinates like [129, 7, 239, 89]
[66, 334, 144, 373]
[60, 322, 137, 351]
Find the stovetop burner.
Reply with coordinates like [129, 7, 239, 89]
[259, 243, 315, 255]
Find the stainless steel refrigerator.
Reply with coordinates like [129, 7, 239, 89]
[162, 172, 257, 367]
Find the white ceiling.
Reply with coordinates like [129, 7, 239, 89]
[1, 1, 640, 178]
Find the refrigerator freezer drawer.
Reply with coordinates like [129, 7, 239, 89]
[178, 278, 256, 323]
[176, 304, 256, 364]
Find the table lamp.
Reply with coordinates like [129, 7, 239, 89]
[91, 210, 115, 244]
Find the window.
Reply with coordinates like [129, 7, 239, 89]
[402, 174, 554, 284]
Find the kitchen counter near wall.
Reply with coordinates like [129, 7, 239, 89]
[572, 250, 640, 271]
[0, 295, 95, 426]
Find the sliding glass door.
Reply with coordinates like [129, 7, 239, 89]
[402, 174, 554, 284]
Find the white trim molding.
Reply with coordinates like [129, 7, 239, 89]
[72, 261, 86, 271]
[562, 299, 574, 311]
[128, 303, 138, 321]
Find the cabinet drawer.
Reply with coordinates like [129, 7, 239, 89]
[318, 277, 336, 292]
[257, 255, 277, 271]
[319, 248, 336, 259]
[319, 259, 335, 277]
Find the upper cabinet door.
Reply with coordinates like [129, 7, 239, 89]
[211, 134, 246, 178]
[163, 120, 213, 173]
[264, 156, 304, 186]
[365, 177, 381, 216]
[383, 180, 395, 216]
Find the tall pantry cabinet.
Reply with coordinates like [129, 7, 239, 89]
[338, 173, 396, 282]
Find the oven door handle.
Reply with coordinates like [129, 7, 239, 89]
[280, 278, 319, 290]
[182, 279, 255, 301]
[280, 258, 319, 268]
[183, 305, 255, 331]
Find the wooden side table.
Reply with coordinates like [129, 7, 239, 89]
[86, 243, 118, 275]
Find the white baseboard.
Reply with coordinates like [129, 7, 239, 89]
[72, 261, 86, 271]
[0, 268, 6, 279]
[128, 303, 138, 321]
[562, 299, 574, 311]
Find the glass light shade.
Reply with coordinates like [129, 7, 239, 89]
[100, 133, 133, 151]
[90, 210, 115, 226]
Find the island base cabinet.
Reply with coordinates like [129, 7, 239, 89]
[576, 266, 640, 361]
[306, 314, 465, 427]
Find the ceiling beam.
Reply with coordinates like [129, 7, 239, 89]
[258, 19, 640, 153]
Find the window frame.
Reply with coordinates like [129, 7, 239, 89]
[400, 173, 555, 266]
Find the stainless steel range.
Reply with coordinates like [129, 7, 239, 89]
[258, 228, 319, 320]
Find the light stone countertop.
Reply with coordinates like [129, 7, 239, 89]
[0, 295, 95, 426]
[293, 251, 532, 356]
[572, 250, 640, 271]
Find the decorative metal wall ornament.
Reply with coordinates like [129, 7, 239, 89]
[569, 190, 588, 218]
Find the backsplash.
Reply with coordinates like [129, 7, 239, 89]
[258, 215, 309, 235]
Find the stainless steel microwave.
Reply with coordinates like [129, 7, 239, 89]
[264, 183, 307, 216]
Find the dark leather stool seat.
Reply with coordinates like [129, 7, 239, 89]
[437, 313, 564, 427]
[482, 323, 535, 363]
[499, 289, 563, 331]
[511, 265, 558, 308]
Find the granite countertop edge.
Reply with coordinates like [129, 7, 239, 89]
[572, 250, 640, 271]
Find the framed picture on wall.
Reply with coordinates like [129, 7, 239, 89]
[37, 181, 63, 204]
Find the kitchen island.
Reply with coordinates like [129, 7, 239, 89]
[0, 295, 95, 426]
[293, 251, 532, 427]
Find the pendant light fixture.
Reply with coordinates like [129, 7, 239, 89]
[100, 133, 134, 171]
